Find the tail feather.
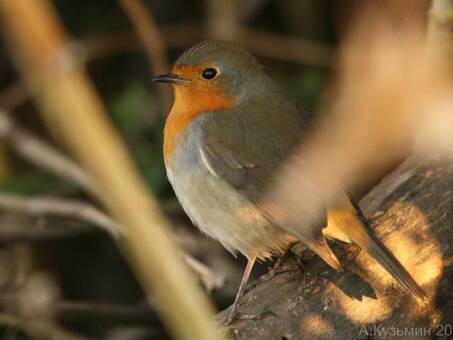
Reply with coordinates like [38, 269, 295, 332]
[305, 237, 342, 272]
[364, 232, 428, 304]
[348, 200, 428, 305]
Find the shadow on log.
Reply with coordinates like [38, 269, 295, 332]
[219, 153, 453, 339]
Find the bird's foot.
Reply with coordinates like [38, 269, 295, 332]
[247, 255, 302, 293]
[221, 303, 240, 326]
[260, 260, 301, 284]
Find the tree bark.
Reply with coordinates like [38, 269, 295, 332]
[220, 153, 453, 339]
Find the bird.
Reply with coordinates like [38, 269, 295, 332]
[152, 40, 428, 324]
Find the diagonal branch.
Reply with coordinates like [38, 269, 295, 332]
[0, 111, 100, 197]
[0, 193, 120, 237]
[0, 313, 87, 340]
[119, 0, 172, 113]
[0, 191, 225, 290]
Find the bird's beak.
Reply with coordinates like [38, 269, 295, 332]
[152, 73, 189, 85]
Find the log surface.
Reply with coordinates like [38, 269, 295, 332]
[219, 154, 453, 339]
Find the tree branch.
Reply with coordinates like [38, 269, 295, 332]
[0, 111, 100, 197]
[0, 194, 120, 237]
[0, 192, 225, 291]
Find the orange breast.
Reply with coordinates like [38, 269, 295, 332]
[163, 83, 234, 163]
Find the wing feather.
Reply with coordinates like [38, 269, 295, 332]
[199, 140, 341, 270]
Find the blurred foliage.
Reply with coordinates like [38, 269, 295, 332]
[279, 67, 328, 113]
[0, 170, 69, 195]
[109, 82, 167, 195]
[110, 83, 154, 136]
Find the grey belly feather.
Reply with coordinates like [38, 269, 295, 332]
[165, 127, 293, 260]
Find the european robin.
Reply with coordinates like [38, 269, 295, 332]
[153, 40, 427, 324]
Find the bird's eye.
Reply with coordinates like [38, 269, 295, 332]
[201, 68, 218, 80]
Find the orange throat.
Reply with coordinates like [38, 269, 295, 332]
[163, 83, 234, 163]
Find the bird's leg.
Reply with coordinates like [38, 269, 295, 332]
[225, 255, 256, 325]
[250, 242, 299, 289]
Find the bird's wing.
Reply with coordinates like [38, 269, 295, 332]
[199, 139, 341, 270]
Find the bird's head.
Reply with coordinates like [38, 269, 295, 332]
[153, 40, 267, 113]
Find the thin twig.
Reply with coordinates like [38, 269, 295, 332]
[0, 192, 224, 290]
[83, 24, 333, 67]
[239, 28, 333, 67]
[239, 0, 270, 23]
[183, 253, 225, 292]
[0, 111, 100, 197]
[0, 109, 223, 289]
[0, 214, 95, 242]
[204, 0, 240, 40]
[0, 193, 120, 237]
[0, 313, 87, 340]
[119, 0, 172, 113]
[0, 24, 333, 112]
[56, 300, 159, 325]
